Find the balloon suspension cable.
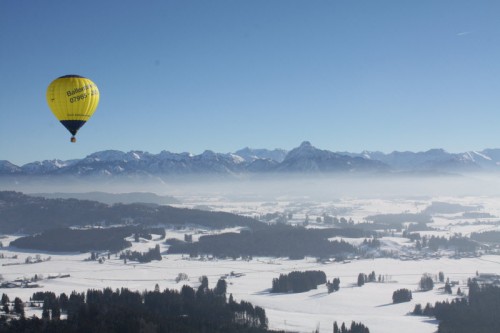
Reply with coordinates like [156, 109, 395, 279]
[70, 136, 76, 143]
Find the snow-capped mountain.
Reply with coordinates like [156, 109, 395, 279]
[343, 149, 482, 172]
[234, 147, 288, 163]
[462, 149, 500, 170]
[84, 150, 151, 162]
[0, 160, 22, 174]
[21, 159, 78, 174]
[277, 141, 387, 172]
[4, 142, 500, 177]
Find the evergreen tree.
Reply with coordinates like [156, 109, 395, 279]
[419, 274, 434, 291]
[357, 273, 365, 287]
[13, 297, 24, 317]
[199, 275, 209, 289]
[42, 300, 50, 320]
[422, 303, 434, 316]
[333, 278, 340, 291]
[350, 321, 370, 333]
[392, 289, 412, 303]
[197, 275, 209, 296]
[214, 278, 227, 296]
[154, 244, 161, 260]
[1, 293, 9, 306]
[58, 292, 69, 312]
[51, 302, 61, 320]
[444, 281, 452, 294]
[181, 284, 195, 302]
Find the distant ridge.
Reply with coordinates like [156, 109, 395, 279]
[0, 191, 262, 234]
[32, 192, 180, 205]
[2, 142, 500, 177]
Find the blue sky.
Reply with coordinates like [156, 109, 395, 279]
[1, 1, 500, 165]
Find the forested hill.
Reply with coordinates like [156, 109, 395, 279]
[0, 191, 264, 234]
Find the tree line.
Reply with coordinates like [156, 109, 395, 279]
[271, 271, 327, 293]
[167, 225, 359, 259]
[357, 271, 377, 287]
[471, 230, 500, 244]
[404, 233, 479, 253]
[412, 279, 500, 333]
[119, 244, 162, 263]
[0, 191, 264, 234]
[10, 227, 134, 252]
[0, 278, 272, 333]
[333, 321, 370, 333]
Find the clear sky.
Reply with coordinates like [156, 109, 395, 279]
[1, 1, 500, 165]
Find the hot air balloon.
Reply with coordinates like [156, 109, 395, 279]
[46, 75, 100, 142]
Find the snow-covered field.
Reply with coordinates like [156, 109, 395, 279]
[2, 192, 500, 333]
[1, 243, 497, 333]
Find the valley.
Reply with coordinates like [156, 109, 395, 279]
[2, 185, 500, 332]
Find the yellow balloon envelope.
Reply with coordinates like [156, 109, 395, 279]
[46, 75, 100, 142]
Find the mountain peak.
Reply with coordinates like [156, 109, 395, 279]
[284, 142, 323, 161]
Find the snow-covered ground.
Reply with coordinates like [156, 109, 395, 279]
[1, 244, 496, 333]
[2, 194, 500, 333]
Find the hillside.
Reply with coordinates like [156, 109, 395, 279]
[0, 191, 264, 234]
[32, 191, 179, 205]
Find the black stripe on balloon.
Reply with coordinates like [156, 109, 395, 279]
[60, 120, 86, 136]
[59, 75, 85, 78]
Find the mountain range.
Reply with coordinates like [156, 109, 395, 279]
[2, 141, 500, 177]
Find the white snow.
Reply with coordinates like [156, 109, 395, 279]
[229, 154, 246, 164]
[1, 241, 494, 333]
[3, 194, 500, 333]
[472, 151, 492, 161]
